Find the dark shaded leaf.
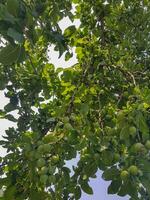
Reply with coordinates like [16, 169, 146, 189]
[74, 186, 81, 200]
[7, 28, 23, 43]
[5, 114, 17, 122]
[102, 167, 120, 181]
[108, 179, 122, 194]
[81, 181, 93, 195]
[0, 44, 24, 65]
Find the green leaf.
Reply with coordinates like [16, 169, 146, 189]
[108, 179, 122, 194]
[17, 46, 26, 62]
[5, 114, 17, 122]
[4, 103, 17, 113]
[0, 4, 15, 24]
[75, 47, 84, 60]
[102, 167, 120, 181]
[64, 122, 74, 131]
[0, 78, 6, 90]
[72, 0, 80, 3]
[101, 150, 114, 166]
[6, 0, 19, 16]
[65, 52, 73, 61]
[138, 159, 150, 173]
[81, 181, 93, 195]
[118, 180, 138, 198]
[0, 177, 9, 188]
[135, 111, 149, 141]
[0, 110, 6, 118]
[74, 186, 81, 200]
[29, 190, 47, 200]
[140, 176, 150, 194]
[7, 28, 24, 43]
[84, 162, 97, 177]
[26, 12, 34, 27]
[57, 44, 66, 58]
[0, 44, 23, 65]
[42, 132, 63, 144]
[80, 103, 89, 115]
[120, 126, 130, 141]
[3, 186, 16, 200]
[64, 25, 76, 38]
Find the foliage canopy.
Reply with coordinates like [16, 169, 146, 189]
[0, 0, 150, 199]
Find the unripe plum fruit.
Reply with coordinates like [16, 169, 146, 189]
[128, 165, 139, 176]
[120, 170, 129, 180]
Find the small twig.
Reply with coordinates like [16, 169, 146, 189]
[99, 113, 105, 136]
[100, 17, 105, 46]
[27, 53, 38, 74]
[111, 64, 136, 86]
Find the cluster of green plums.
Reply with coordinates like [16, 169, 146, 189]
[120, 165, 139, 180]
[36, 142, 59, 185]
[120, 139, 150, 180]
[128, 125, 150, 154]
[132, 140, 150, 154]
[37, 163, 56, 185]
[24, 139, 60, 185]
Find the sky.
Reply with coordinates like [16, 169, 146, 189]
[0, 16, 128, 200]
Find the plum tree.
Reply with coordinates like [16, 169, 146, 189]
[0, 0, 150, 199]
